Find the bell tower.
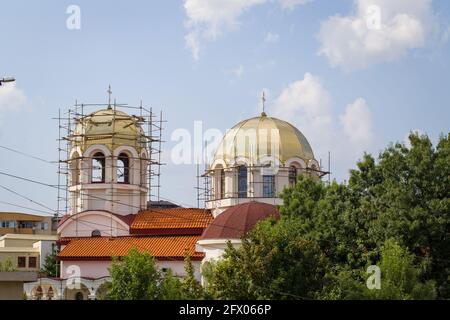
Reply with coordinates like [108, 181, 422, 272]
[66, 94, 151, 216]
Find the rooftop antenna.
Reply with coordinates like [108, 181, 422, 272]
[107, 85, 112, 109]
[261, 91, 267, 117]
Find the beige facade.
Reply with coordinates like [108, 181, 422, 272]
[0, 272, 37, 300]
[0, 212, 56, 236]
[0, 234, 58, 272]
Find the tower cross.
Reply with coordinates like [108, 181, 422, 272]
[107, 85, 112, 108]
[261, 91, 267, 116]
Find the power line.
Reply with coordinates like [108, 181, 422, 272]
[0, 184, 56, 213]
[0, 200, 55, 216]
[0, 144, 56, 165]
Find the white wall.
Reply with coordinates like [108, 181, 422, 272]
[60, 259, 202, 281]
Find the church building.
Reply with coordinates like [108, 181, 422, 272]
[24, 94, 323, 300]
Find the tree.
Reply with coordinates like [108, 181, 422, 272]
[182, 251, 204, 299]
[278, 133, 449, 299]
[108, 248, 160, 300]
[159, 269, 185, 300]
[205, 217, 327, 300]
[41, 250, 58, 277]
[321, 240, 436, 300]
[365, 239, 436, 300]
[107, 248, 206, 300]
[0, 258, 16, 272]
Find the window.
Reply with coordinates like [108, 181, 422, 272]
[289, 166, 297, 186]
[92, 152, 105, 183]
[263, 175, 275, 198]
[117, 153, 130, 184]
[47, 287, 54, 300]
[35, 286, 43, 300]
[28, 257, 37, 268]
[40, 222, 48, 230]
[237, 165, 247, 198]
[75, 292, 84, 300]
[17, 256, 26, 268]
[91, 229, 101, 237]
[220, 169, 226, 199]
[1, 220, 16, 228]
[19, 221, 34, 229]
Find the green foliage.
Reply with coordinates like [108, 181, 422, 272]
[320, 240, 436, 300]
[0, 258, 17, 272]
[182, 251, 205, 299]
[41, 250, 58, 277]
[108, 248, 160, 300]
[159, 269, 185, 300]
[365, 239, 436, 300]
[278, 133, 449, 299]
[107, 248, 205, 300]
[205, 217, 327, 300]
[205, 133, 448, 300]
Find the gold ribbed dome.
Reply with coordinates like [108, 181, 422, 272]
[71, 108, 147, 152]
[213, 114, 315, 166]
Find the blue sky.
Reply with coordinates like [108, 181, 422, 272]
[0, 0, 449, 213]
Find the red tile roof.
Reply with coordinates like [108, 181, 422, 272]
[58, 235, 204, 261]
[131, 208, 213, 235]
[200, 202, 279, 240]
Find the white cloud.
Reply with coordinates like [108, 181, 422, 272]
[0, 83, 27, 112]
[340, 98, 374, 147]
[272, 74, 376, 181]
[183, 0, 311, 60]
[264, 32, 280, 43]
[272, 73, 333, 162]
[318, 0, 435, 70]
[273, 73, 332, 125]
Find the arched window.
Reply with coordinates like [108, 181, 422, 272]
[220, 169, 226, 199]
[47, 287, 54, 300]
[289, 166, 297, 186]
[75, 292, 84, 300]
[117, 153, 130, 184]
[91, 229, 101, 237]
[35, 286, 43, 300]
[92, 152, 105, 183]
[237, 165, 247, 198]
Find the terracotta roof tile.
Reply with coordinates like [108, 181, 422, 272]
[131, 208, 213, 233]
[200, 202, 279, 240]
[58, 235, 204, 260]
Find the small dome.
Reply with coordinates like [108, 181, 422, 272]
[212, 114, 315, 167]
[71, 108, 147, 152]
[200, 202, 279, 240]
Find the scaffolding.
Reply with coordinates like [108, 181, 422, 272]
[55, 92, 164, 219]
[196, 160, 331, 208]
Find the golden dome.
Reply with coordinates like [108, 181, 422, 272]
[213, 114, 315, 166]
[71, 108, 147, 152]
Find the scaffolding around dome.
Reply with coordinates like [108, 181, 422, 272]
[55, 97, 165, 219]
[195, 113, 331, 215]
